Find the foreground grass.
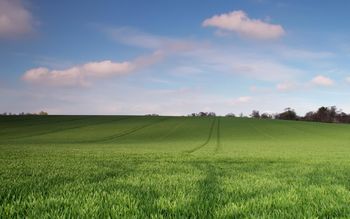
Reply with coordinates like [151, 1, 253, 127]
[1, 116, 350, 218]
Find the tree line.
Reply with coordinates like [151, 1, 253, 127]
[190, 106, 350, 124]
[249, 106, 350, 124]
[1, 111, 48, 116]
[3, 107, 350, 124]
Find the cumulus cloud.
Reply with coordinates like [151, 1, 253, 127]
[0, 0, 35, 38]
[311, 75, 334, 86]
[22, 51, 164, 87]
[202, 10, 285, 40]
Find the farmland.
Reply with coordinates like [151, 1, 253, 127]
[1, 116, 350, 218]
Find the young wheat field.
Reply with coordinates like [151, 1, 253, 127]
[1, 115, 350, 218]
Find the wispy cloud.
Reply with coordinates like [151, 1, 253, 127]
[346, 77, 350, 84]
[184, 46, 304, 82]
[278, 48, 334, 60]
[276, 82, 296, 91]
[231, 60, 302, 81]
[230, 96, 253, 105]
[0, 0, 35, 38]
[202, 10, 285, 40]
[104, 26, 202, 52]
[103, 26, 306, 82]
[105, 27, 166, 49]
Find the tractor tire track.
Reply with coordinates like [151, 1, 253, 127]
[1, 116, 89, 130]
[156, 118, 187, 142]
[185, 118, 216, 154]
[248, 123, 276, 140]
[214, 118, 221, 154]
[83, 117, 171, 143]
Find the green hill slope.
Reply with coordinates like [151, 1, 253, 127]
[1, 116, 350, 217]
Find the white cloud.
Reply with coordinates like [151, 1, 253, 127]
[311, 75, 334, 86]
[202, 10, 285, 40]
[22, 51, 164, 87]
[0, 0, 35, 38]
[22, 62, 133, 87]
[230, 96, 252, 105]
[237, 96, 252, 103]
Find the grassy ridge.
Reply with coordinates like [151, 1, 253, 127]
[1, 116, 350, 218]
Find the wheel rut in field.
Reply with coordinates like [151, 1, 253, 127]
[185, 118, 217, 154]
[214, 118, 221, 154]
[188, 161, 223, 217]
[248, 123, 276, 140]
[85, 117, 171, 143]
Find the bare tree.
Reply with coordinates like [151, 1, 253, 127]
[250, 110, 260, 119]
[261, 113, 272, 119]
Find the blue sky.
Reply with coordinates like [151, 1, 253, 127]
[1, 0, 350, 115]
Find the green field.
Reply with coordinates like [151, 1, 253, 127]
[1, 116, 350, 218]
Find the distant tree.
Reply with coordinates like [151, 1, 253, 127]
[38, 111, 48, 116]
[303, 111, 315, 121]
[305, 106, 339, 123]
[239, 113, 244, 118]
[335, 112, 350, 123]
[301, 106, 350, 124]
[315, 106, 330, 122]
[225, 113, 236, 117]
[197, 112, 206, 117]
[276, 108, 298, 120]
[250, 110, 260, 119]
[208, 112, 216, 117]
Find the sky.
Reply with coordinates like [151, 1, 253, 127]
[1, 0, 350, 115]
